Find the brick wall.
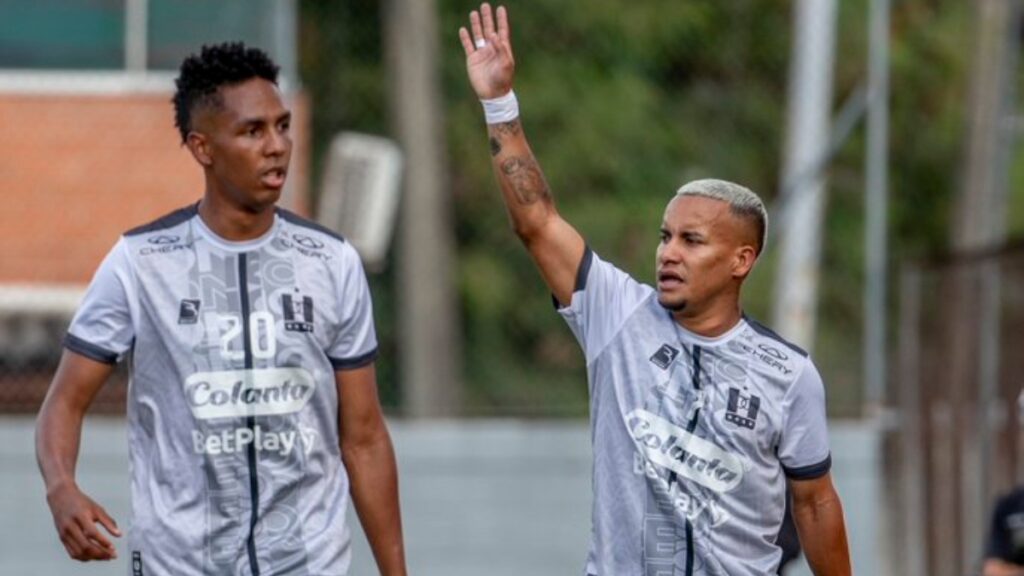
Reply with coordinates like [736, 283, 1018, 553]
[0, 90, 310, 285]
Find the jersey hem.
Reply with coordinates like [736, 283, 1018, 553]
[575, 246, 594, 292]
[783, 453, 832, 480]
[64, 333, 119, 364]
[329, 347, 378, 370]
[551, 245, 594, 311]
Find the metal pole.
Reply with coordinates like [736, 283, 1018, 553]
[772, 0, 838, 350]
[955, 1, 1017, 569]
[864, 0, 890, 416]
[385, 0, 463, 417]
[124, 0, 148, 73]
[982, 0, 1021, 498]
[897, 264, 925, 576]
[272, 0, 298, 88]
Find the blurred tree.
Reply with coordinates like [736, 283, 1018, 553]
[299, 0, 975, 417]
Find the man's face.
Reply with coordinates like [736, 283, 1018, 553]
[655, 195, 758, 314]
[190, 77, 292, 212]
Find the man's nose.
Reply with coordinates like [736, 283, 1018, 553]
[659, 241, 681, 264]
[266, 129, 289, 156]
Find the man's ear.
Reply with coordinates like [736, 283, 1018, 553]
[732, 245, 758, 279]
[185, 131, 213, 167]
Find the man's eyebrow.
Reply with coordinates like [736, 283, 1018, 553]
[236, 116, 268, 127]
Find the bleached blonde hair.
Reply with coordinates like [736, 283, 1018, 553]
[675, 179, 768, 255]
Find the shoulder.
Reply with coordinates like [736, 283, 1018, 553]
[276, 207, 361, 267]
[742, 314, 808, 358]
[997, 488, 1024, 514]
[121, 203, 198, 255]
[276, 207, 347, 246]
[124, 203, 199, 238]
[732, 315, 813, 388]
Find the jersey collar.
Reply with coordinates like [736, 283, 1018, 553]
[192, 211, 280, 253]
[671, 316, 747, 347]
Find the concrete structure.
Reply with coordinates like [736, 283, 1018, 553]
[1, 417, 882, 575]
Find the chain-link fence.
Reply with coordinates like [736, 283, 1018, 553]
[888, 242, 1024, 576]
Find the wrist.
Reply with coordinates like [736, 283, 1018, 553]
[45, 477, 78, 500]
[481, 90, 519, 124]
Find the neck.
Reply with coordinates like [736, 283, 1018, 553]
[198, 192, 276, 242]
[672, 301, 743, 338]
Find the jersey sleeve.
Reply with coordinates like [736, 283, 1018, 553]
[557, 247, 653, 365]
[64, 238, 136, 364]
[778, 359, 832, 479]
[986, 495, 1014, 561]
[325, 246, 379, 370]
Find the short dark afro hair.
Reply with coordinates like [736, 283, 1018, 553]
[172, 42, 280, 143]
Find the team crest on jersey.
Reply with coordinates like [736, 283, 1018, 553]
[725, 387, 760, 430]
[178, 299, 201, 324]
[649, 344, 680, 370]
[282, 293, 315, 333]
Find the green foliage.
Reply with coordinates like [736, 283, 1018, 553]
[300, 0, 978, 417]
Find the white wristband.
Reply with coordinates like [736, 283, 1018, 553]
[481, 90, 519, 124]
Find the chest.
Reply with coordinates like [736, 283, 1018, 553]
[599, 322, 788, 460]
[131, 245, 338, 369]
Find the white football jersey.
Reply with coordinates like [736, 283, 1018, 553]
[558, 249, 831, 576]
[66, 203, 377, 575]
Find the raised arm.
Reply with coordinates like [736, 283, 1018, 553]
[460, 3, 586, 306]
[36, 350, 122, 562]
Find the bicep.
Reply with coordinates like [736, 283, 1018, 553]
[335, 363, 386, 447]
[523, 214, 586, 306]
[41, 350, 117, 416]
[788, 472, 836, 508]
[787, 473, 842, 538]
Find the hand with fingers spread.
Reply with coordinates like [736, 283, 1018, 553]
[46, 482, 121, 561]
[459, 3, 515, 100]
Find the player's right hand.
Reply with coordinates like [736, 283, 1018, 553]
[46, 482, 121, 561]
[459, 3, 515, 100]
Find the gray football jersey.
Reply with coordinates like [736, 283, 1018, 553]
[558, 250, 831, 576]
[65, 204, 378, 575]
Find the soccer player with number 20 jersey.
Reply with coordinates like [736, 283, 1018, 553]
[36, 43, 407, 576]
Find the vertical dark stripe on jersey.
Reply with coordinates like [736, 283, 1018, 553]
[302, 296, 313, 323]
[239, 254, 261, 576]
[685, 520, 695, 576]
[685, 345, 702, 576]
[282, 294, 294, 321]
[686, 346, 703, 432]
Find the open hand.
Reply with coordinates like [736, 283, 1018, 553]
[459, 3, 515, 100]
[46, 482, 121, 561]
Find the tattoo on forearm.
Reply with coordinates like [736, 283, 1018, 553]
[500, 156, 550, 205]
[489, 137, 502, 157]
[491, 120, 521, 138]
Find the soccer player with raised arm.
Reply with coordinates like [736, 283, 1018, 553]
[36, 43, 407, 576]
[459, 5, 852, 575]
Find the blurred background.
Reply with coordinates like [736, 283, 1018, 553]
[1, 0, 1023, 575]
